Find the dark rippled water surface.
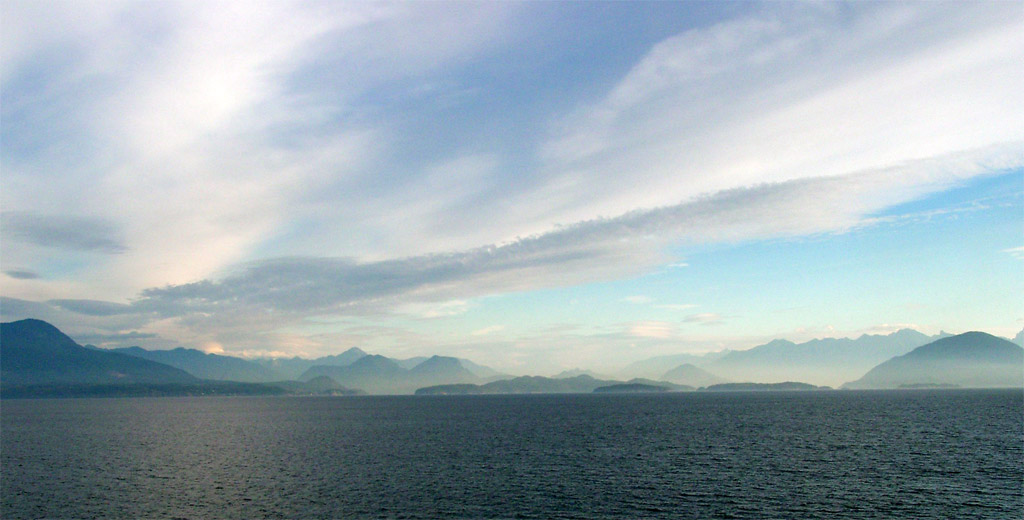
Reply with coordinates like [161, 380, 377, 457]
[3, 390, 1022, 519]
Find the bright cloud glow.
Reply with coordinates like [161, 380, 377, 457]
[630, 321, 676, 339]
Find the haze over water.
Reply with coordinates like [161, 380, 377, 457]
[3, 390, 1021, 519]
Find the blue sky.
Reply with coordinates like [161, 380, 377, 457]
[1, 1, 1021, 373]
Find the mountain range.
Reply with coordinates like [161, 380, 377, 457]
[302, 354, 481, 394]
[94, 341, 504, 386]
[2, 319, 1021, 397]
[252, 347, 370, 380]
[100, 346, 281, 383]
[700, 329, 947, 386]
[0, 319, 355, 397]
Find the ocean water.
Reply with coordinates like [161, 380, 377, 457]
[2, 390, 1021, 519]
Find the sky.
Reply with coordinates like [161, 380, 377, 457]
[1, 1, 1022, 374]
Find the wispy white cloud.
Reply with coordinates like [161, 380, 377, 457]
[683, 313, 725, 326]
[401, 300, 472, 319]
[629, 321, 675, 339]
[48, 299, 133, 317]
[623, 295, 652, 304]
[1003, 246, 1024, 260]
[532, 2, 1023, 228]
[1, 1, 521, 299]
[8, 2, 1018, 301]
[471, 325, 505, 337]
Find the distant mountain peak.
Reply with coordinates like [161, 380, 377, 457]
[409, 356, 477, 383]
[888, 328, 927, 339]
[843, 331, 1023, 389]
[349, 354, 400, 370]
[552, 368, 608, 379]
[661, 363, 728, 387]
[1, 319, 197, 387]
[410, 355, 463, 371]
[457, 358, 505, 379]
[855, 328, 929, 343]
[903, 331, 1014, 358]
[4, 318, 64, 337]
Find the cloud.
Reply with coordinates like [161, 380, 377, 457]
[4, 269, 40, 280]
[399, 300, 471, 319]
[0, 1, 526, 302]
[533, 2, 1023, 227]
[129, 148, 1020, 334]
[629, 321, 675, 339]
[860, 323, 923, 335]
[1, 212, 126, 253]
[0, 296, 167, 349]
[72, 331, 159, 346]
[201, 342, 225, 355]
[471, 325, 505, 337]
[683, 313, 724, 325]
[1003, 246, 1024, 260]
[0, 297, 59, 320]
[48, 299, 134, 316]
[4, 3, 1021, 299]
[623, 295, 652, 304]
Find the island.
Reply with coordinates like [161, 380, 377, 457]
[700, 382, 831, 392]
[593, 383, 671, 393]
